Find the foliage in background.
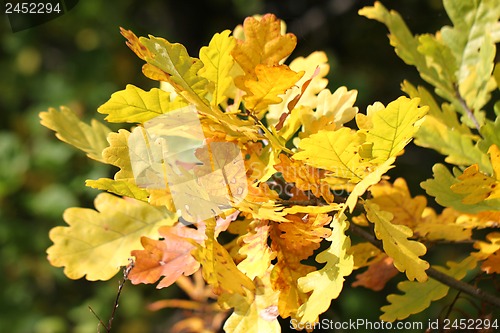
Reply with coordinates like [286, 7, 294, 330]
[39, 0, 499, 332]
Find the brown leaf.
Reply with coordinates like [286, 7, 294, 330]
[352, 256, 399, 291]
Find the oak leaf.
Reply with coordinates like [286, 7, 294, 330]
[39, 106, 111, 163]
[380, 256, 478, 322]
[199, 30, 237, 107]
[237, 220, 276, 280]
[297, 213, 354, 324]
[269, 213, 331, 319]
[129, 225, 203, 288]
[243, 64, 304, 113]
[352, 256, 398, 291]
[98, 84, 188, 123]
[267, 51, 330, 125]
[192, 218, 255, 296]
[450, 144, 500, 204]
[47, 193, 176, 281]
[293, 127, 366, 183]
[232, 14, 296, 85]
[274, 154, 333, 203]
[365, 201, 429, 282]
[221, 271, 280, 333]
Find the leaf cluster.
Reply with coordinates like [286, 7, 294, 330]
[40, 2, 500, 331]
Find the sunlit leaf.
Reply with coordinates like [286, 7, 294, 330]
[297, 213, 353, 324]
[40, 106, 111, 163]
[365, 201, 429, 282]
[47, 193, 176, 280]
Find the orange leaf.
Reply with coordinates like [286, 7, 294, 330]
[275, 66, 320, 130]
[270, 214, 331, 319]
[232, 14, 297, 84]
[120, 27, 151, 61]
[481, 250, 500, 274]
[243, 65, 304, 113]
[129, 225, 204, 288]
[352, 256, 399, 291]
[275, 154, 333, 203]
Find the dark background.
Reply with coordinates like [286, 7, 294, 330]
[0, 1, 462, 332]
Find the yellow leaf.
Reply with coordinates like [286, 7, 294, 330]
[102, 129, 135, 180]
[293, 127, 366, 183]
[361, 178, 428, 229]
[450, 145, 500, 204]
[85, 178, 149, 202]
[267, 51, 330, 125]
[363, 96, 428, 162]
[243, 64, 304, 113]
[416, 208, 473, 242]
[473, 231, 500, 260]
[297, 213, 354, 324]
[365, 201, 429, 282]
[39, 106, 111, 163]
[295, 87, 359, 142]
[47, 193, 176, 280]
[348, 242, 382, 270]
[222, 271, 280, 333]
[380, 256, 478, 322]
[345, 157, 395, 212]
[237, 220, 276, 280]
[97, 84, 188, 123]
[199, 30, 236, 107]
[232, 14, 296, 84]
[274, 154, 334, 203]
[192, 217, 255, 296]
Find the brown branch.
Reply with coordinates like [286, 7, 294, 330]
[349, 223, 500, 309]
[89, 259, 134, 333]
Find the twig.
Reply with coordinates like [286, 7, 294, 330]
[349, 223, 500, 308]
[89, 259, 135, 333]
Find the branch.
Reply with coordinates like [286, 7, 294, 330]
[349, 223, 500, 309]
[89, 259, 134, 333]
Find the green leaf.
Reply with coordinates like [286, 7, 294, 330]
[97, 84, 188, 123]
[479, 116, 500, 152]
[365, 201, 429, 282]
[40, 106, 111, 163]
[417, 34, 457, 89]
[441, 0, 500, 81]
[401, 81, 470, 134]
[359, 2, 455, 102]
[415, 114, 491, 173]
[421, 164, 500, 213]
[297, 214, 354, 323]
[199, 30, 237, 107]
[47, 193, 176, 280]
[381, 256, 478, 321]
[139, 35, 209, 107]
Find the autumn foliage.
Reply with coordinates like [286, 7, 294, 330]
[40, 1, 499, 332]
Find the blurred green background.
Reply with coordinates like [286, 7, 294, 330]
[0, 1, 465, 332]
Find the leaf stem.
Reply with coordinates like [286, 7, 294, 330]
[455, 86, 480, 131]
[348, 223, 500, 308]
